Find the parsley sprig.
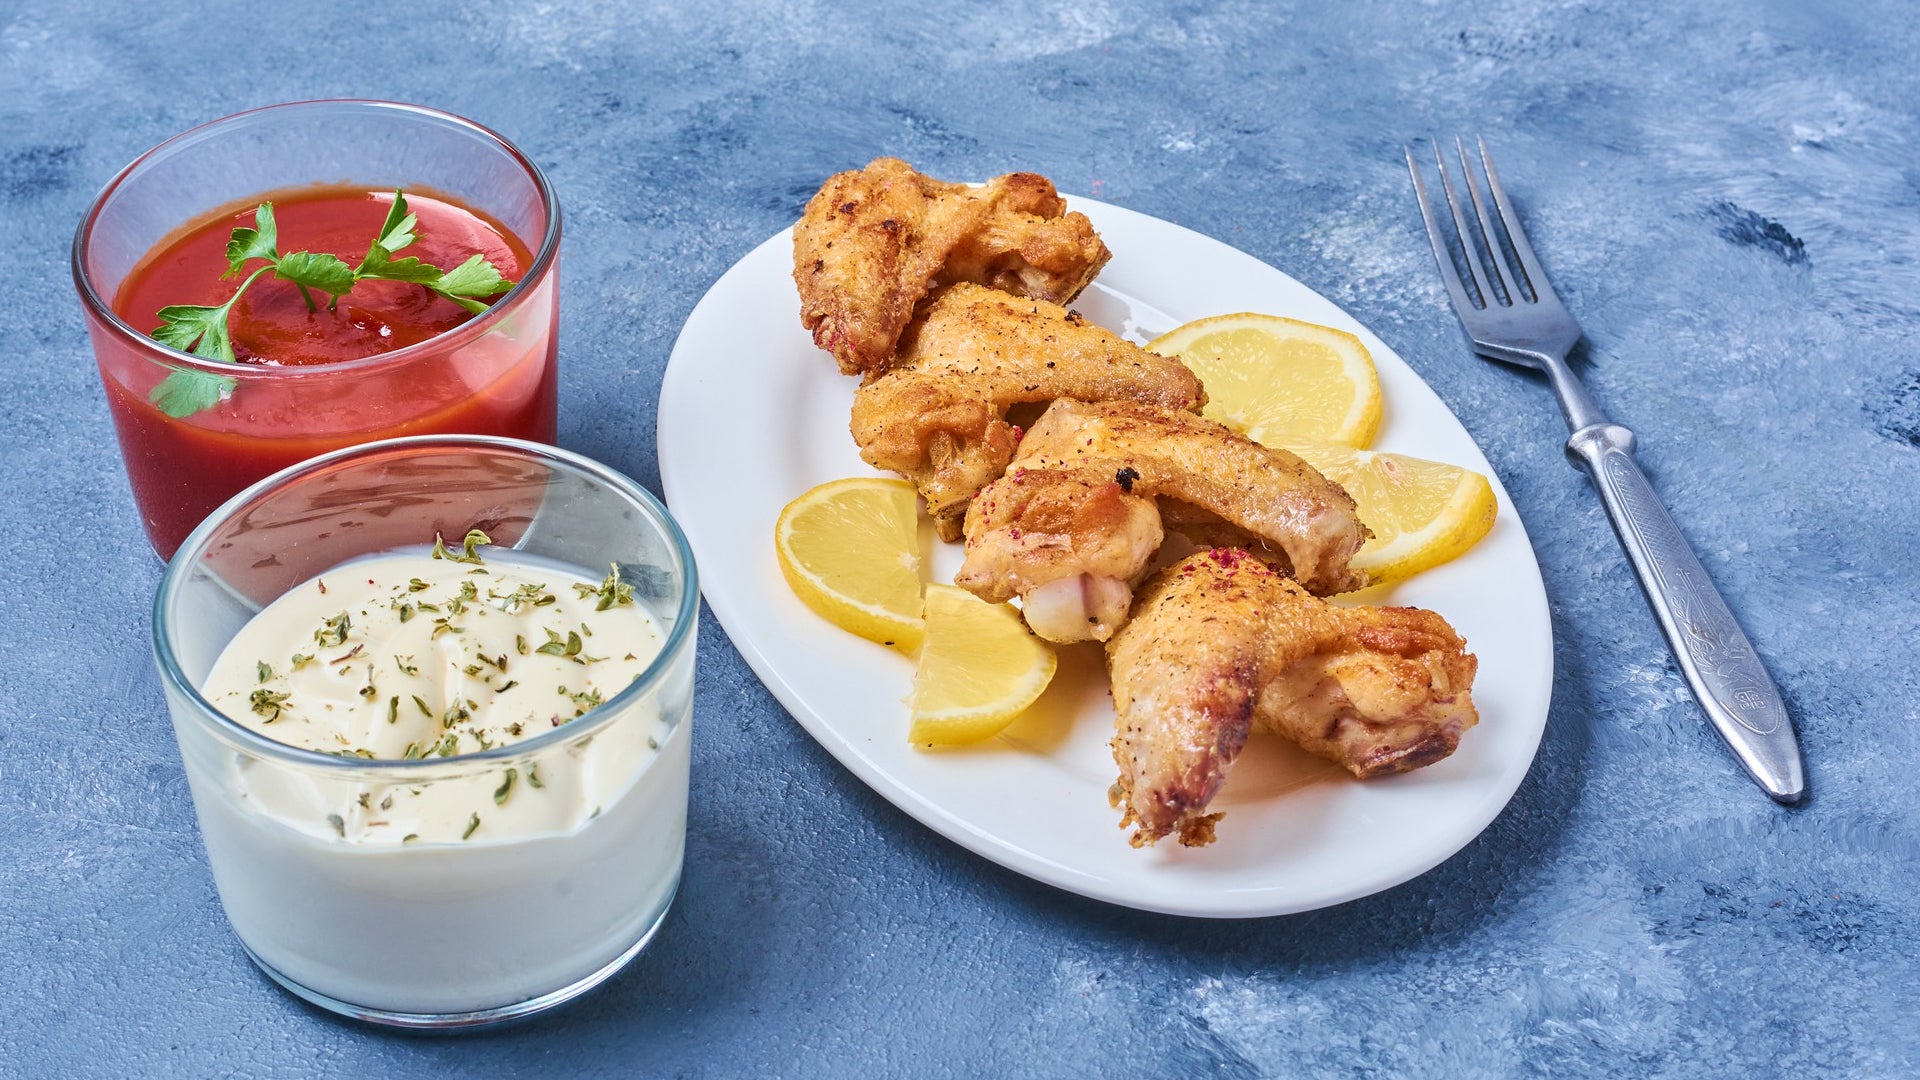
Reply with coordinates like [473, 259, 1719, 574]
[147, 190, 517, 418]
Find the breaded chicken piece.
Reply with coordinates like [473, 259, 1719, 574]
[793, 158, 1111, 377]
[1108, 549, 1479, 847]
[956, 399, 1368, 642]
[850, 284, 1205, 540]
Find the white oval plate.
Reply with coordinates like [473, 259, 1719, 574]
[658, 198, 1552, 918]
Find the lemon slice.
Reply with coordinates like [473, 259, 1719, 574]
[908, 585, 1058, 747]
[1148, 313, 1383, 447]
[775, 477, 924, 652]
[1286, 442, 1497, 585]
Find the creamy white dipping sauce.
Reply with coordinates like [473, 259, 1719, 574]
[192, 541, 688, 1016]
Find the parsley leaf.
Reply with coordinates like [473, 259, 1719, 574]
[149, 369, 236, 418]
[430, 254, 514, 314]
[355, 191, 439, 283]
[274, 251, 357, 305]
[151, 263, 273, 361]
[146, 264, 274, 417]
[151, 302, 237, 361]
[372, 191, 418, 254]
[356, 248, 445, 285]
[224, 203, 279, 276]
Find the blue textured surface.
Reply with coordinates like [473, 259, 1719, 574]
[4, 2, 1919, 1075]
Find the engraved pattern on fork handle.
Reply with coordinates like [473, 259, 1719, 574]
[1566, 423, 1806, 802]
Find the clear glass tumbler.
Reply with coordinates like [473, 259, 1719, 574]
[153, 436, 696, 1028]
[75, 100, 562, 560]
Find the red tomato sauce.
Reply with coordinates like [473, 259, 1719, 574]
[114, 187, 531, 365]
[96, 185, 558, 558]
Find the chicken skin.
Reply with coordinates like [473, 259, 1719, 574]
[956, 399, 1368, 642]
[1107, 549, 1479, 847]
[793, 158, 1111, 377]
[851, 284, 1205, 540]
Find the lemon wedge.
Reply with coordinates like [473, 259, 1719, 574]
[775, 477, 924, 652]
[1285, 442, 1497, 585]
[1148, 313, 1383, 447]
[908, 585, 1057, 747]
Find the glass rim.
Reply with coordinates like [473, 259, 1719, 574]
[152, 435, 699, 778]
[71, 99, 563, 383]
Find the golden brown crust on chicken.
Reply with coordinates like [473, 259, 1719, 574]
[956, 399, 1368, 642]
[793, 159, 1111, 377]
[1016, 401, 1370, 596]
[957, 466, 1164, 595]
[1107, 549, 1478, 847]
[851, 284, 1205, 539]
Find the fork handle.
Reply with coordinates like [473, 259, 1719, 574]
[1564, 423, 1806, 803]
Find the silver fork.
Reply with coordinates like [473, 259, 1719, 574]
[1407, 136, 1805, 803]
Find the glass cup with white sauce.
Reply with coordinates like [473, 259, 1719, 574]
[153, 435, 697, 1028]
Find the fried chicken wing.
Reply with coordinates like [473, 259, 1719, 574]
[851, 284, 1205, 539]
[793, 158, 1111, 377]
[1107, 549, 1479, 847]
[956, 399, 1368, 642]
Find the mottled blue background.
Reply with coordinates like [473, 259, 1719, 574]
[4, 1, 1918, 1076]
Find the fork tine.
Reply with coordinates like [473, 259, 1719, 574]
[1456, 136, 1524, 303]
[1404, 145, 1479, 314]
[1428, 141, 1497, 309]
[1476, 136, 1551, 303]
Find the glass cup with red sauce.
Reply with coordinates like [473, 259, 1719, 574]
[73, 100, 561, 559]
